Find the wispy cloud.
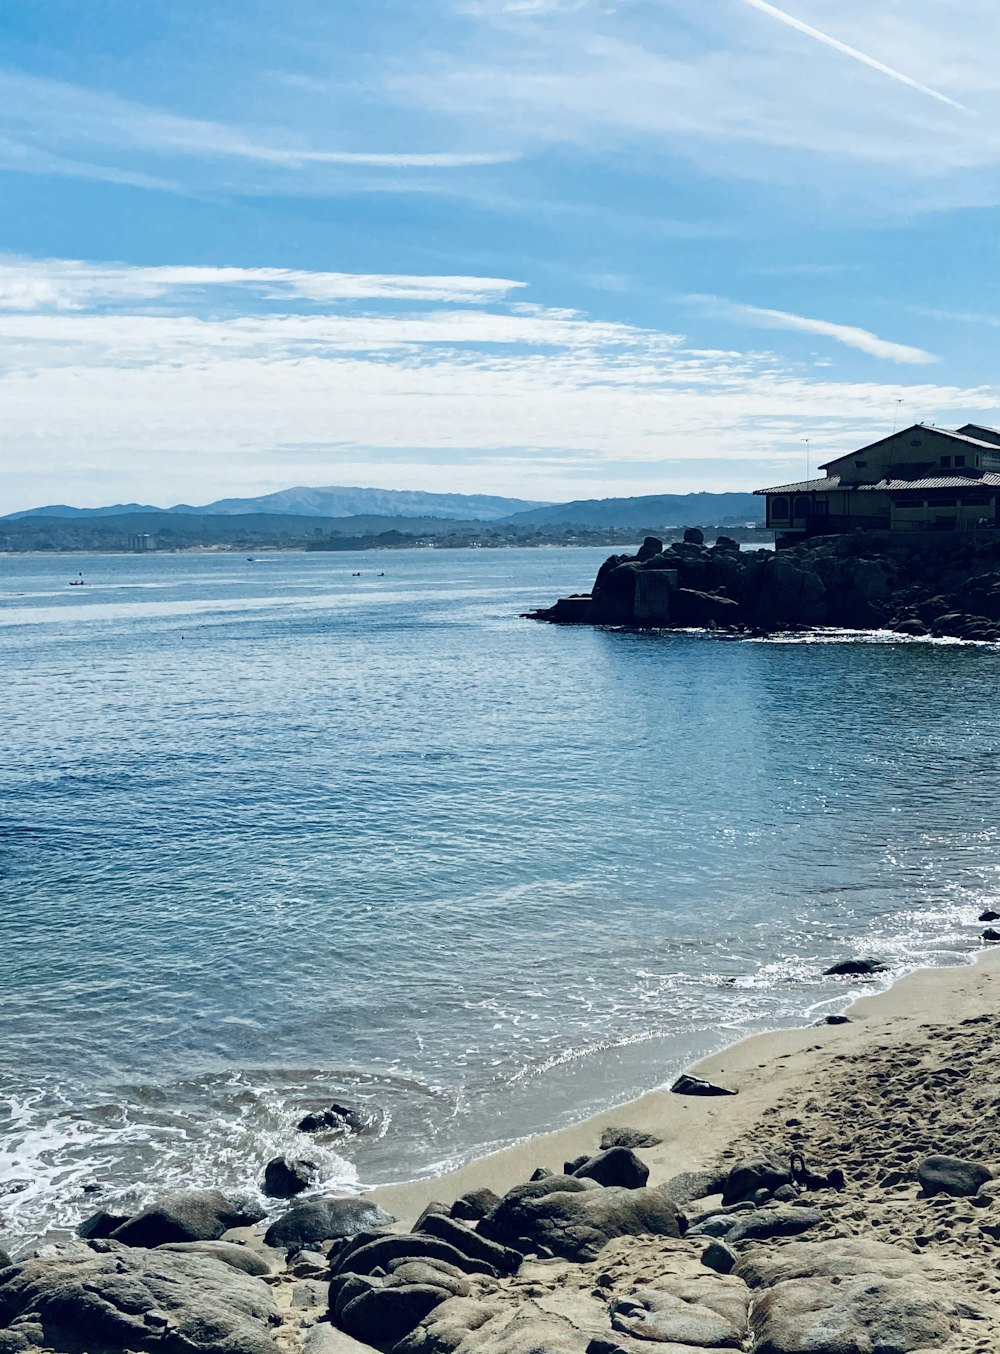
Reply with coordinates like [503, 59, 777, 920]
[734, 0, 970, 113]
[692, 295, 937, 365]
[0, 258, 525, 312]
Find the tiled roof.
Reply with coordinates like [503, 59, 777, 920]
[817, 425, 1000, 470]
[756, 472, 1000, 495]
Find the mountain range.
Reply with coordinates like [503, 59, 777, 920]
[4, 485, 763, 528]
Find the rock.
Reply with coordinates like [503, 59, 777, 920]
[751, 1274, 956, 1354]
[415, 1214, 521, 1273]
[332, 1232, 502, 1280]
[478, 1174, 597, 1246]
[0, 1248, 282, 1353]
[671, 588, 741, 628]
[722, 1155, 792, 1206]
[823, 956, 888, 977]
[263, 1155, 318, 1198]
[773, 1184, 797, 1202]
[298, 1103, 368, 1136]
[412, 1202, 451, 1230]
[397, 1298, 593, 1354]
[157, 1240, 274, 1276]
[563, 1155, 591, 1175]
[979, 909, 1000, 922]
[528, 1167, 552, 1182]
[635, 536, 664, 562]
[598, 1126, 662, 1151]
[820, 1014, 851, 1025]
[480, 1184, 682, 1261]
[289, 1249, 331, 1278]
[264, 1197, 395, 1251]
[734, 1236, 940, 1289]
[982, 928, 1000, 942]
[572, 1148, 649, 1190]
[610, 1280, 749, 1348]
[76, 1209, 131, 1240]
[671, 1073, 736, 1097]
[338, 1279, 455, 1349]
[702, 1241, 738, 1274]
[449, 1188, 500, 1222]
[917, 1154, 992, 1198]
[110, 1189, 265, 1248]
[661, 1168, 728, 1206]
[893, 617, 929, 636]
[725, 1205, 824, 1245]
[683, 527, 705, 544]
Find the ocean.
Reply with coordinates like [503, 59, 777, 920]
[2, 546, 998, 1252]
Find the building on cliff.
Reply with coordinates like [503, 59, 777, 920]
[756, 423, 1000, 547]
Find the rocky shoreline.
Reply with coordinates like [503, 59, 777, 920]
[527, 531, 1000, 639]
[5, 954, 1000, 1353]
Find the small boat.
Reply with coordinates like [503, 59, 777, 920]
[69, 573, 85, 587]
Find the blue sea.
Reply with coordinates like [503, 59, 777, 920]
[2, 547, 998, 1251]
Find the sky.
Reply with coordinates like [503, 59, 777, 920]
[1, 0, 999, 511]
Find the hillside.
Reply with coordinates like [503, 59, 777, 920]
[504, 492, 762, 527]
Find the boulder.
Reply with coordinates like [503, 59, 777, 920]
[0, 1248, 282, 1353]
[599, 1127, 662, 1151]
[449, 1188, 500, 1222]
[156, 1240, 274, 1276]
[332, 1232, 501, 1280]
[263, 1155, 318, 1198]
[671, 1073, 736, 1097]
[76, 1209, 130, 1241]
[478, 1175, 597, 1246]
[893, 618, 929, 636]
[337, 1275, 458, 1349]
[110, 1189, 265, 1248]
[735, 1236, 936, 1289]
[917, 1154, 992, 1198]
[572, 1147, 649, 1190]
[298, 1103, 368, 1136]
[702, 1241, 738, 1274]
[395, 1299, 593, 1354]
[662, 1168, 728, 1206]
[478, 1184, 682, 1261]
[610, 1279, 749, 1347]
[722, 1155, 792, 1206]
[979, 909, 1000, 922]
[264, 1197, 394, 1251]
[635, 536, 664, 562]
[751, 1274, 956, 1354]
[982, 928, 1000, 942]
[414, 1213, 521, 1273]
[823, 957, 888, 977]
[725, 1205, 824, 1245]
[683, 527, 705, 544]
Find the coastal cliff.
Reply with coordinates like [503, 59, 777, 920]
[528, 531, 1000, 639]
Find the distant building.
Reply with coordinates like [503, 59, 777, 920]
[756, 423, 1000, 546]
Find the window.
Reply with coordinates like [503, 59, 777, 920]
[855, 460, 868, 468]
[770, 496, 789, 520]
[813, 499, 829, 516]
[940, 456, 951, 468]
[794, 496, 811, 517]
[954, 455, 966, 468]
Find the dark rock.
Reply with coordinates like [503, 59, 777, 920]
[337, 1278, 454, 1348]
[671, 1073, 736, 1097]
[332, 1231, 500, 1279]
[297, 1102, 368, 1136]
[982, 929, 1000, 942]
[773, 1184, 797, 1202]
[0, 1252, 10, 1273]
[414, 1213, 520, 1273]
[110, 1189, 265, 1248]
[599, 1126, 662, 1151]
[683, 527, 704, 544]
[563, 1154, 590, 1175]
[412, 1201, 451, 1230]
[635, 536, 664, 562]
[820, 1014, 851, 1025]
[157, 1240, 273, 1277]
[670, 588, 741, 628]
[0, 1248, 282, 1353]
[264, 1196, 395, 1251]
[701, 1241, 738, 1275]
[722, 1155, 793, 1206]
[528, 1166, 552, 1182]
[725, 1205, 824, 1245]
[572, 1147, 649, 1190]
[823, 956, 888, 977]
[263, 1155, 318, 1199]
[917, 1154, 992, 1198]
[893, 617, 929, 636]
[480, 1184, 682, 1261]
[449, 1188, 500, 1222]
[477, 1174, 597, 1246]
[76, 1209, 131, 1241]
[979, 910, 1000, 922]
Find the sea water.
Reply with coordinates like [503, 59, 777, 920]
[2, 546, 998, 1251]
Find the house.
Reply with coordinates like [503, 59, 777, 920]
[756, 423, 1000, 546]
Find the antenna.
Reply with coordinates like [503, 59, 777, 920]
[803, 437, 810, 480]
[892, 398, 903, 434]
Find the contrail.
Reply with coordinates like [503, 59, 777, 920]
[735, 0, 970, 112]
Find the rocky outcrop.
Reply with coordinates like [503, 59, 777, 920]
[109, 1189, 265, 1248]
[479, 1181, 683, 1261]
[528, 532, 1000, 638]
[0, 1247, 282, 1353]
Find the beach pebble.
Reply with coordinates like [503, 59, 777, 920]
[917, 1154, 993, 1198]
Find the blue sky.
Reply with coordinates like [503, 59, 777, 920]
[1, 0, 999, 510]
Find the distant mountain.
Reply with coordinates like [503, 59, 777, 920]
[503, 492, 763, 528]
[3, 486, 547, 523]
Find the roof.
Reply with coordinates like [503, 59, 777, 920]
[755, 472, 1000, 495]
[817, 425, 1000, 471]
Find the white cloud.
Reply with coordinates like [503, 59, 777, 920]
[0, 256, 994, 509]
[690, 295, 937, 365]
[0, 258, 525, 312]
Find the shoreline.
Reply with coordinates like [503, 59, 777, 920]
[369, 944, 1000, 1226]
